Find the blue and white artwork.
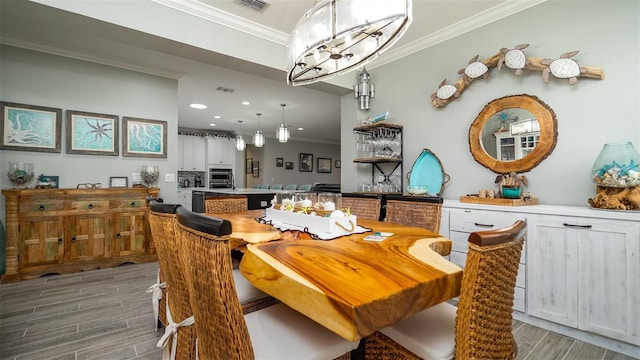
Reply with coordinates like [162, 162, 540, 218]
[4, 107, 56, 148]
[124, 117, 166, 158]
[71, 116, 115, 151]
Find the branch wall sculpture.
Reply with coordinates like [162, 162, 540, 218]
[430, 44, 604, 108]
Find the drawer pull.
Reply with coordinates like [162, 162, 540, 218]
[563, 223, 592, 229]
[130, 202, 136, 207]
[39, 205, 45, 211]
[474, 222, 494, 228]
[58, 238, 62, 245]
[71, 237, 76, 243]
[88, 204, 94, 209]
[117, 233, 121, 238]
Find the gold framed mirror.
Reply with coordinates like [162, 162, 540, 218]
[469, 94, 557, 174]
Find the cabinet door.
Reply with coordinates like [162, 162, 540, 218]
[577, 219, 640, 345]
[113, 211, 147, 256]
[66, 214, 110, 262]
[192, 136, 206, 171]
[178, 134, 185, 169]
[207, 137, 234, 166]
[19, 216, 64, 267]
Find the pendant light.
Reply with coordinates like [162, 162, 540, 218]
[254, 113, 265, 147]
[235, 120, 246, 151]
[277, 104, 290, 143]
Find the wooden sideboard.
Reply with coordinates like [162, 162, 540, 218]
[2, 187, 160, 282]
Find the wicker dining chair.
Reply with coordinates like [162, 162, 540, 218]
[204, 195, 248, 214]
[175, 207, 360, 359]
[385, 198, 443, 233]
[342, 195, 382, 221]
[372, 220, 527, 360]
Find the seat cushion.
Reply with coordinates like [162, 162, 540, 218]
[379, 302, 456, 360]
[232, 268, 269, 303]
[245, 303, 360, 359]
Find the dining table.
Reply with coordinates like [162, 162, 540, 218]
[207, 209, 463, 342]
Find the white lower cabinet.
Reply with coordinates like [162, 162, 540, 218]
[527, 215, 640, 345]
[177, 189, 192, 210]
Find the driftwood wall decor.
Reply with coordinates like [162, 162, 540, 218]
[431, 44, 604, 108]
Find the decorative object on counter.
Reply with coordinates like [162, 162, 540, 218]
[496, 172, 528, 199]
[286, 0, 412, 86]
[122, 117, 167, 158]
[66, 110, 119, 156]
[460, 195, 538, 206]
[406, 185, 428, 195]
[109, 176, 128, 188]
[277, 104, 290, 143]
[253, 113, 265, 148]
[235, 120, 246, 151]
[354, 67, 375, 110]
[37, 174, 59, 188]
[406, 148, 449, 197]
[76, 182, 101, 189]
[193, 174, 203, 188]
[588, 141, 640, 210]
[140, 165, 160, 187]
[7, 162, 35, 188]
[431, 45, 604, 108]
[0, 101, 62, 153]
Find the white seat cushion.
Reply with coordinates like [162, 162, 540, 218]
[379, 302, 456, 360]
[245, 303, 360, 359]
[233, 268, 269, 303]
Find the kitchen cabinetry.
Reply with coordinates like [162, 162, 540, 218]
[1, 188, 160, 282]
[207, 136, 234, 166]
[527, 215, 640, 345]
[177, 189, 192, 210]
[353, 122, 403, 194]
[178, 134, 206, 171]
[494, 131, 539, 161]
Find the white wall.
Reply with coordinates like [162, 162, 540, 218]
[342, 0, 640, 206]
[0, 46, 179, 221]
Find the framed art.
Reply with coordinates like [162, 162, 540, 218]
[37, 175, 59, 188]
[110, 176, 129, 188]
[285, 162, 294, 170]
[335, 160, 341, 168]
[0, 101, 62, 153]
[276, 157, 284, 167]
[122, 116, 167, 158]
[252, 161, 260, 177]
[317, 157, 332, 173]
[299, 153, 313, 172]
[66, 110, 119, 155]
[246, 158, 253, 174]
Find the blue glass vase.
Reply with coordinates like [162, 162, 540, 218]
[592, 142, 640, 188]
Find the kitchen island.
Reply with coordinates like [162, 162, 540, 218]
[193, 188, 298, 211]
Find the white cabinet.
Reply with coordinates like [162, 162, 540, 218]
[527, 215, 640, 345]
[178, 135, 206, 171]
[494, 132, 539, 161]
[447, 208, 527, 312]
[207, 137, 234, 166]
[176, 189, 192, 210]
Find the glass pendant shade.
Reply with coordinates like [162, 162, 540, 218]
[277, 124, 290, 143]
[254, 130, 265, 147]
[287, 0, 412, 86]
[236, 135, 246, 151]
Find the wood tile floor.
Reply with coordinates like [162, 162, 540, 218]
[1, 262, 637, 360]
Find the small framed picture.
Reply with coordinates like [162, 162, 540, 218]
[317, 157, 332, 173]
[276, 157, 284, 167]
[37, 175, 59, 188]
[252, 161, 260, 178]
[285, 162, 294, 170]
[246, 158, 253, 174]
[110, 176, 129, 188]
[0, 101, 62, 153]
[299, 153, 313, 172]
[335, 160, 341, 168]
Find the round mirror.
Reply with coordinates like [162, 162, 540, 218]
[469, 94, 557, 174]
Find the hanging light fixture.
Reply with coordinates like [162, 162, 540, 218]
[235, 120, 246, 151]
[287, 0, 413, 86]
[277, 104, 290, 143]
[254, 113, 265, 147]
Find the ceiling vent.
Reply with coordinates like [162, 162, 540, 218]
[216, 86, 235, 93]
[234, 0, 270, 11]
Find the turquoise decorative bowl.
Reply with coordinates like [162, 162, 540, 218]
[502, 186, 521, 199]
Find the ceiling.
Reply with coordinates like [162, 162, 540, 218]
[0, 0, 545, 144]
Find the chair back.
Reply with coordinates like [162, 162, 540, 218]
[342, 195, 382, 221]
[298, 184, 312, 191]
[260, 184, 270, 189]
[385, 198, 442, 233]
[284, 184, 298, 190]
[175, 207, 253, 359]
[148, 201, 198, 359]
[252, 184, 261, 188]
[455, 220, 526, 360]
[271, 184, 283, 190]
[205, 195, 248, 213]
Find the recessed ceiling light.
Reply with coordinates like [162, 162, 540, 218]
[190, 103, 207, 109]
[242, 101, 250, 105]
[214, 115, 221, 119]
[209, 123, 216, 127]
[297, 127, 304, 131]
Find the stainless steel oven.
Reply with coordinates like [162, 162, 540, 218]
[209, 168, 233, 188]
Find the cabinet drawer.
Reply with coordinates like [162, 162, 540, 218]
[449, 250, 467, 269]
[20, 201, 64, 213]
[70, 200, 109, 211]
[449, 231, 469, 253]
[449, 209, 522, 232]
[114, 199, 145, 209]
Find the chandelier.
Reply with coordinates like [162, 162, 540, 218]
[277, 104, 290, 143]
[254, 113, 265, 147]
[235, 120, 246, 151]
[287, 0, 412, 86]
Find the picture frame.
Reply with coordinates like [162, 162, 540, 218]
[252, 161, 260, 177]
[317, 157, 332, 173]
[0, 101, 62, 153]
[66, 110, 119, 155]
[285, 162, 294, 170]
[110, 176, 129, 188]
[299, 153, 313, 172]
[276, 157, 284, 167]
[335, 160, 341, 168]
[246, 158, 253, 174]
[122, 116, 167, 158]
[37, 175, 59, 188]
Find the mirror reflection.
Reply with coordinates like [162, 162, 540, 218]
[480, 108, 540, 161]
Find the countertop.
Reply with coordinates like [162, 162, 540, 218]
[176, 187, 206, 191]
[204, 188, 299, 195]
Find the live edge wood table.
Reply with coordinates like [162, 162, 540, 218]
[209, 210, 463, 342]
